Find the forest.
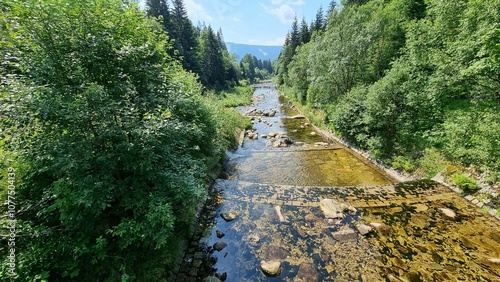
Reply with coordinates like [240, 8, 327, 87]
[276, 0, 500, 184]
[0, 0, 254, 280]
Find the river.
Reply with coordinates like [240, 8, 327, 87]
[172, 86, 500, 281]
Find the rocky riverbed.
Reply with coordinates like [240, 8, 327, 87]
[170, 86, 500, 281]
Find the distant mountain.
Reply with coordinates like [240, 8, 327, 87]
[225, 42, 282, 62]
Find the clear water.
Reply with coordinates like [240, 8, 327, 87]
[173, 87, 500, 282]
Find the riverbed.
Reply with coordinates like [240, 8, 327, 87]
[172, 86, 500, 282]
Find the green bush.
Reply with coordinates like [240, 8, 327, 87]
[0, 0, 229, 280]
[452, 174, 478, 190]
[392, 155, 417, 172]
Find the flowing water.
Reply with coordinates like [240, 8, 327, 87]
[173, 86, 500, 282]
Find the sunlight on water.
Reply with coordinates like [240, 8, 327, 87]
[172, 87, 500, 282]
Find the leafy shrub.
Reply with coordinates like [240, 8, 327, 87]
[418, 148, 448, 178]
[0, 0, 232, 280]
[452, 174, 478, 190]
[392, 155, 417, 172]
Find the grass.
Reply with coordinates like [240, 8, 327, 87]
[209, 86, 253, 108]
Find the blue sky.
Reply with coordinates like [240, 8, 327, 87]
[139, 0, 335, 46]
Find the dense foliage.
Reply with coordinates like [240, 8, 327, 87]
[276, 0, 500, 181]
[0, 0, 248, 280]
[240, 53, 274, 83]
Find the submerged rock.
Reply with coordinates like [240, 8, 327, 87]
[489, 258, 500, 264]
[264, 245, 290, 260]
[331, 227, 357, 241]
[294, 262, 318, 282]
[216, 230, 225, 238]
[213, 241, 227, 252]
[320, 199, 345, 219]
[260, 260, 282, 277]
[215, 272, 227, 281]
[247, 234, 261, 246]
[221, 212, 239, 222]
[203, 276, 222, 282]
[438, 208, 457, 220]
[370, 222, 393, 236]
[275, 206, 288, 223]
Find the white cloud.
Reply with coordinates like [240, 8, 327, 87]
[186, 0, 213, 22]
[261, 3, 295, 24]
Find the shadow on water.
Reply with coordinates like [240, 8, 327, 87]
[172, 87, 500, 282]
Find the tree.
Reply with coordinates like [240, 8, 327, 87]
[299, 17, 311, 44]
[146, 0, 171, 31]
[1, 0, 218, 280]
[198, 25, 225, 87]
[170, 0, 200, 73]
[313, 5, 325, 32]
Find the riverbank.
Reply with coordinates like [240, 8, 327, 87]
[278, 92, 500, 221]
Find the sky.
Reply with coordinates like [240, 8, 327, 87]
[138, 0, 335, 46]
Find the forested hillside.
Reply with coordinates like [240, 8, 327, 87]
[276, 0, 500, 183]
[0, 0, 251, 280]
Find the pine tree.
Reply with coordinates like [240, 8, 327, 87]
[290, 15, 300, 51]
[299, 17, 311, 44]
[146, 0, 170, 30]
[198, 25, 225, 87]
[313, 5, 325, 32]
[170, 0, 199, 73]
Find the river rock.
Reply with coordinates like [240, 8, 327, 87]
[355, 223, 373, 236]
[331, 227, 357, 241]
[221, 212, 239, 222]
[439, 208, 456, 220]
[370, 222, 392, 236]
[260, 260, 282, 277]
[290, 114, 306, 119]
[261, 134, 268, 139]
[315, 142, 329, 147]
[489, 258, 500, 264]
[248, 234, 261, 245]
[264, 245, 290, 260]
[273, 140, 289, 148]
[320, 199, 345, 219]
[275, 206, 288, 223]
[310, 131, 317, 136]
[213, 241, 227, 252]
[294, 262, 318, 282]
[305, 213, 321, 223]
[268, 132, 278, 138]
[215, 272, 227, 281]
[203, 276, 221, 282]
[216, 230, 225, 238]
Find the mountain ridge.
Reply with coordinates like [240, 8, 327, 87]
[225, 42, 282, 62]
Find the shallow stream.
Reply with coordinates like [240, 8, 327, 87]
[173, 86, 500, 282]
